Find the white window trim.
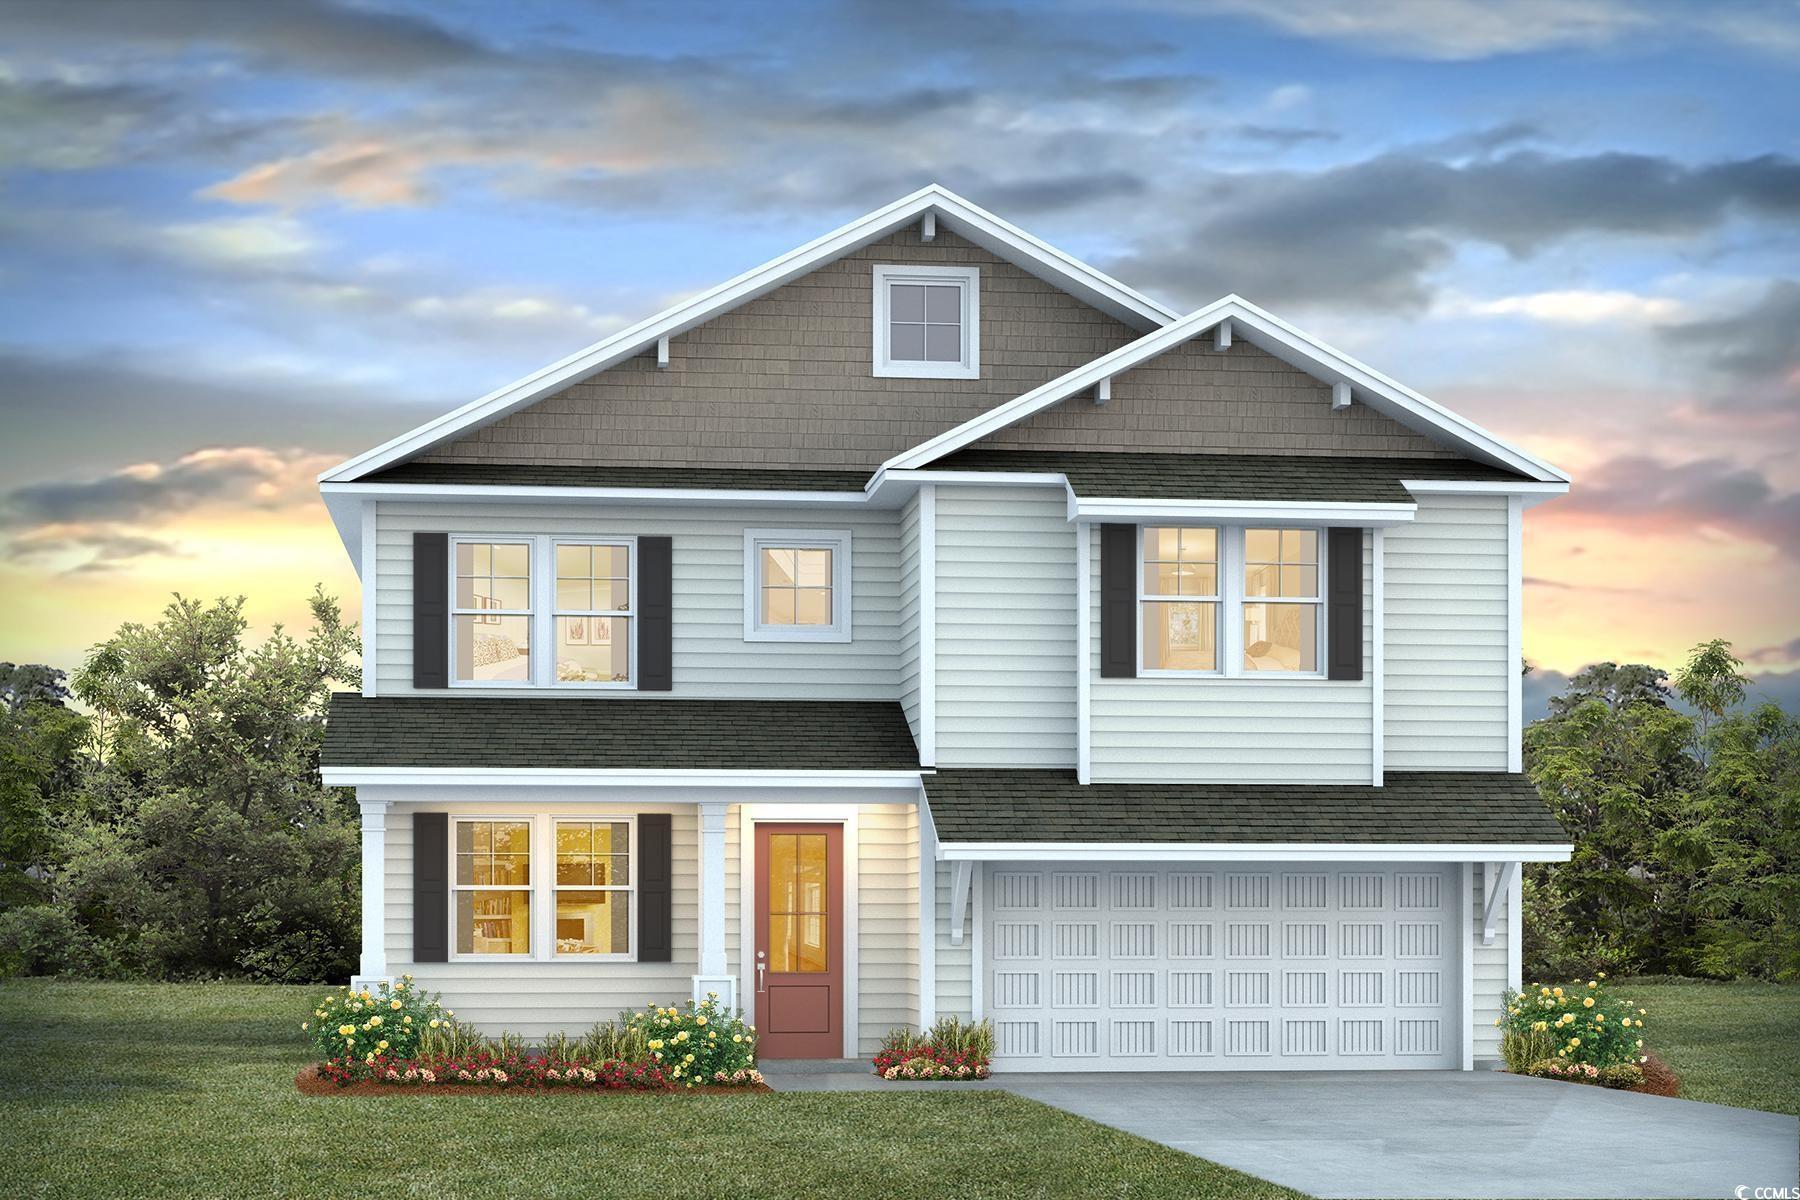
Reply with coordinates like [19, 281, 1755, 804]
[743, 528, 853, 643]
[449, 815, 537, 963]
[449, 815, 639, 964]
[1136, 525, 1329, 680]
[447, 534, 638, 690]
[1138, 525, 1223, 678]
[871, 263, 980, 380]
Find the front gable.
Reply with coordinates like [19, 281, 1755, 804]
[418, 226, 1143, 473]
[969, 334, 1458, 460]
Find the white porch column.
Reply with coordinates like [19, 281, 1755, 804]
[352, 797, 390, 988]
[692, 802, 736, 1009]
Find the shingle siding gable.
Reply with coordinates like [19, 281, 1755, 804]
[418, 227, 1141, 473]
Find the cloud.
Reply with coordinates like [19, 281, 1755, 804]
[1234, 124, 1339, 148]
[158, 215, 324, 266]
[1665, 280, 1800, 408]
[0, 75, 177, 169]
[3, 0, 495, 79]
[1441, 289, 1687, 325]
[1106, 151, 1800, 309]
[1747, 638, 1800, 666]
[5, 528, 186, 575]
[1167, 0, 1798, 60]
[1554, 454, 1800, 560]
[0, 447, 328, 530]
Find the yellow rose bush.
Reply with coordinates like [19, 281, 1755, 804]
[302, 975, 446, 1063]
[625, 995, 760, 1088]
[1498, 975, 1647, 1076]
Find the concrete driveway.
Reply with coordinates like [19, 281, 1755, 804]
[996, 1070, 1799, 1199]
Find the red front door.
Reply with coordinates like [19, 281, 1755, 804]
[754, 822, 844, 1059]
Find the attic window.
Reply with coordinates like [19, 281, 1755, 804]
[872, 264, 979, 379]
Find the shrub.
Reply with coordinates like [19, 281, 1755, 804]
[1522, 1059, 1646, 1090]
[320, 1051, 670, 1090]
[624, 994, 757, 1088]
[1497, 974, 1649, 1070]
[873, 1017, 993, 1081]
[301, 975, 450, 1063]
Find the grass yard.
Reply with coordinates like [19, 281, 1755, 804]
[0, 979, 1302, 1200]
[1612, 977, 1800, 1118]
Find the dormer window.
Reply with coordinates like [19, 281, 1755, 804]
[872, 264, 979, 379]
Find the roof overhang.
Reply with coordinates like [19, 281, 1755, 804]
[882, 295, 1571, 485]
[321, 766, 924, 790]
[319, 184, 1177, 485]
[935, 841, 1573, 863]
[1069, 496, 1417, 527]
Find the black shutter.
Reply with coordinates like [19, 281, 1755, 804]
[638, 536, 672, 691]
[638, 814, 673, 962]
[1327, 526, 1364, 681]
[412, 532, 449, 689]
[1099, 523, 1137, 679]
[413, 812, 448, 963]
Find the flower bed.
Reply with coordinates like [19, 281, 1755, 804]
[1498, 974, 1677, 1097]
[297, 986, 766, 1095]
[873, 1016, 993, 1081]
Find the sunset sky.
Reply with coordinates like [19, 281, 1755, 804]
[2, 0, 1796, 716]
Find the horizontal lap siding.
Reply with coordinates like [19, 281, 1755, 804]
[1384, 494, 1509, 770]
[1089, 525, 1375, 783]
[899, 492, 923, 744]
[385, 801, 711, 1038]
[933, 859, 974, 1020]
[935, 486, 1077, 767]
[374, 502, 899, 699]
[1472, 868, 1510, 1061]
[858, 804, 919, 1053]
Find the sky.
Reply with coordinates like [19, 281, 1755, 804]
[1, 0, 1797, 716]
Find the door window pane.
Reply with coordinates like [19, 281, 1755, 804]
[766, 832, 829, 973]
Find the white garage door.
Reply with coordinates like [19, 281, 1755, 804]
[984, 864, 1460, 1070]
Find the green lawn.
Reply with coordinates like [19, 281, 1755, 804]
[1612, 977, 1800, 1117]
[0, 980, 1302, 1200]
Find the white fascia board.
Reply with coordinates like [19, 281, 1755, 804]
[320, 480, 874, 509]
[935, 842, 1574, 864]
[1073, 497, 1416, 527]
[1402, 480, 1570, 497]
[320, 766, 924, 789]
[883, 296, 1571, 484]
[320, 185, 1175, 484]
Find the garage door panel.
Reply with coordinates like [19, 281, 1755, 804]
[985, 864, 1460, 1071]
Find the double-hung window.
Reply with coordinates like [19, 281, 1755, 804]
[453, 542, 533, 684]
[553, 819, 633, 957]
[743, 529, 852, 642]
[454, 819, 532, 956]
[1242, 528, 1320, 673]
[451, 817, 637, 961]
[1139, 526, 1326, 676]
[449, 535, 634, 687]
[872, 264, 979, 379]
[1141, 526, 1219, 671]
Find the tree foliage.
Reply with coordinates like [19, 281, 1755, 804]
[1525, 640, 1800, 981]
[0, 589, 363, 981]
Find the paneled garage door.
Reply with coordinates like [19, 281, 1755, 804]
[983, 864, 1461, 1070]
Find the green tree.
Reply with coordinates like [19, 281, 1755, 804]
[1546, 661, 1672, 717]
[0, 676, 89, 906]
[43, 587, 364, 980]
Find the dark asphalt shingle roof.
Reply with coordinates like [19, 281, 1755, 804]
[322, 694, 920, 770]
[363, 461, 871, 492]
[928, 449, 1527, 503]
[924, 769, 1567, 845]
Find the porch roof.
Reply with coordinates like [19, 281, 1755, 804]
[321, 694, 921, 771]
[924, 770, 1567, 845]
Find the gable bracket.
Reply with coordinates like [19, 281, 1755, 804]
[948, 859, 974, 945]
[921, 211, 936, 243]
[1214, 319, 1232, 350]
[656, 336, 670, 370]
[1482, 860, 1517, 945]
[1094, 376, 1111, 406]
[1332, 380, 1352, 410]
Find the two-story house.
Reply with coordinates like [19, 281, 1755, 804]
[317, 185, 1571, 1071]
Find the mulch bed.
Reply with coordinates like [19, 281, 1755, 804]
[295, 1065, 771, 1097]
[1634, 1053, 1681, 1098]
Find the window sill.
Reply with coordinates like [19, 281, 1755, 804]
[1127, 670, 1341, 683]
[743, 628, 853, 644]
[873, 361, 980, 380]
[447, 956, 641, 965]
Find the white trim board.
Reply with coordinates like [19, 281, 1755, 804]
[936, 842, 1573, 863]
[319, 184, 1176, 483]
[882, 294, 1569, 484]
[322, 766, 923, 789]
